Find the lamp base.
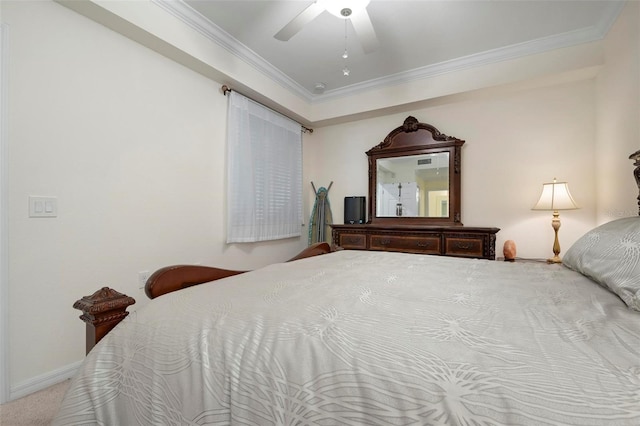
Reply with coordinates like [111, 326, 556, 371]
[547, 212, 563, 264]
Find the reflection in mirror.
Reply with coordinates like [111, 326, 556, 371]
[376, 152, 450, 217]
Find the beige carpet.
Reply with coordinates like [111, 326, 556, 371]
[0, 379, 69, 425]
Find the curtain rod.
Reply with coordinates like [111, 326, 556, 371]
[221, 85, 313, 134]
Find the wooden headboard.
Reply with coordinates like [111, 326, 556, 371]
[630, 149, 640, 215]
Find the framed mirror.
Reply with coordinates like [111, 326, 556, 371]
[367, 116, 465, 226]
[376, 152, 450, 218]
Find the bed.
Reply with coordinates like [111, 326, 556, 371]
[53, 153, 640, 425]
[55, 232, 640, 424]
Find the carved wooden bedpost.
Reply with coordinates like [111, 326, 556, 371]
[73, 287, 135, 354]
[630, 150, 640, 215]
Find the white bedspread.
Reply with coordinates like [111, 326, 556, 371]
[54, 250, 640, 425]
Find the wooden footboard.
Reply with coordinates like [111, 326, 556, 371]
[145, 265, 245, 300]
[146, 242, 332, 299]
[74, 242, 332, 353]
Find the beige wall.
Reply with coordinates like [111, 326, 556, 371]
[4, 0, 305, 390]
[596, 0, 640, 223]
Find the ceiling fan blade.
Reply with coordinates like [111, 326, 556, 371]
[350, 8, 379, 54]
[274, 2, 324, 41]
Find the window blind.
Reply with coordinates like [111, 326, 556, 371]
[226, 91, 302, 243]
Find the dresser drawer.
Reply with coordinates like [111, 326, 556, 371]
[370, 234, 440, 254]
[338, 233, 367, 250]
[444, 236, 484, 258]
[331, 225, 498, 260]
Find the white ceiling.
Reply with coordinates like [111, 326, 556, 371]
[179, 0, 623, 100]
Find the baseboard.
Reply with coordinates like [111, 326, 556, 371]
[9, 360, 82, 401]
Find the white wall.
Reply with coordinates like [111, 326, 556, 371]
[305, 80, 597, 260]
[3, 0, 304, 392]
[596, 0, 640, 223]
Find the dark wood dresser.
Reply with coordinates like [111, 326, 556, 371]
[335, 116, 500, 260]
[332, 224, 500, 260]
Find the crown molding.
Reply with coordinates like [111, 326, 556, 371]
[152, 0, 314, 102]
[154, 0, 625, 104]
[319, 1, 625, 101]
[318, 27, 603, 102]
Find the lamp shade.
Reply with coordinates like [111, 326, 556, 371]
[532, 179, 579, 211]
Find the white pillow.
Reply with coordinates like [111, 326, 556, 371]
[563, 217, 640, 311]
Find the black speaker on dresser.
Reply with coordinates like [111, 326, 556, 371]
[344, 196, 366, 224]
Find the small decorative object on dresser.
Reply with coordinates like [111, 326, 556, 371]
[503, 239, 517, 261]
[331, 116, 499, 260]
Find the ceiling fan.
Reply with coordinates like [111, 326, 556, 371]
[274, 0, 379, 54]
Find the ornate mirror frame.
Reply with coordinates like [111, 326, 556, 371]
[367, 116, 465, 227]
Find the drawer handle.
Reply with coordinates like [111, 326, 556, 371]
[416, 241, 432, 248]
[345, 237, 361, 244]
[455, 242, 472, 249]
[379, 238, 391, 245]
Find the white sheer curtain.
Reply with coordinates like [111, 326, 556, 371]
[227, 91, 302, 243]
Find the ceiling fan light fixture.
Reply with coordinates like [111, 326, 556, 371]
[319, 0, 370, 19]
[314, 82, 327, 94]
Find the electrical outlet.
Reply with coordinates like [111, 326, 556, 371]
[138, 270, 151, 289]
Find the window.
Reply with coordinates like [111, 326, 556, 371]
[226, 91, 302, 243]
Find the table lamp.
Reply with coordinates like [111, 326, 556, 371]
[532, 178, 579, 263]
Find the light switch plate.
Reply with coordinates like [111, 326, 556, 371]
[29, 196, 57, 218]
